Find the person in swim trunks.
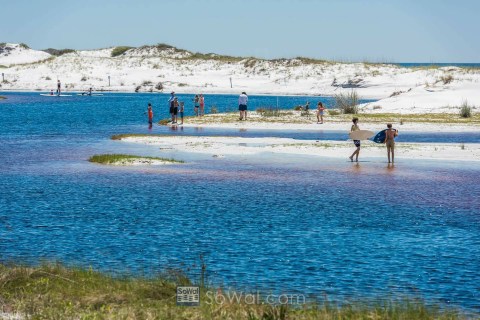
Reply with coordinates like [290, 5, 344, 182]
[349, 117, 361, 162]
[384, 123, 398, 163]
[238, 92, 248, 120]
[146, 103, 153, 128]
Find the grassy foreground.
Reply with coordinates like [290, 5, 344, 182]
[0, 263, 471, 320]
[88, 154, 183, 165]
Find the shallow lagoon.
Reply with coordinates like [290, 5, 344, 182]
[0, 92, 479, 311]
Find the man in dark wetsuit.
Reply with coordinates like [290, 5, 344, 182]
[168, 91, 176, 123]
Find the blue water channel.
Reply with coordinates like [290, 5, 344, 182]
[0, 92, 479, 311]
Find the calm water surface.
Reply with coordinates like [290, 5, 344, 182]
[0, 92, 479, 311]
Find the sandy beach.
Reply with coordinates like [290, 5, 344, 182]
[115, 111, 480, 163]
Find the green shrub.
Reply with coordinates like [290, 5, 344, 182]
[45, 76, 51, 80]
[155, 82, 163, 91]
[155, 43, 175, 50]
[459, 101, 472, 118]
[328, 109, 341, 116]
[81, 76, 87, 81]
[257, 107, 284, 117]
[19, 43, 30, 49]
[43, 48, 75, 56]
[111, 46, 133, 57]
[335, 91, 359, 114]
[142, 80, 153, 86]
[440, 74, 454, 85]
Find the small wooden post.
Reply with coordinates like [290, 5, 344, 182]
[229, 77, 232, 88]
[108, 75, 111, 86]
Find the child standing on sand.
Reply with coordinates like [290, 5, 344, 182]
[179, 101, 185, 125]
[349, 117, 361, 162]
[317, 102, 325, 124]
[384, 123, 398, 163]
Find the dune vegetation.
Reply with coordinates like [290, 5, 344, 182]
[0, 263, 472, 320]
[88, 154, 183, 165]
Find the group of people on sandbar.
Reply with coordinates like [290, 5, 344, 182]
[147, 91, 249, 126]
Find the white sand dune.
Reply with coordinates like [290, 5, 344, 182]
[1, 43, 480, 114]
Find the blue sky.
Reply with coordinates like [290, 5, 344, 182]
[1, 0, 479, 62]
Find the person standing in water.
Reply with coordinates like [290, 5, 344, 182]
[57, 80, 61, 96]
[384, 123, 398, 163]
[146, 103, 154, 129]
[199, 94, 205, 116]
[168, 92, 176, 123]
[173, 97, 179, 124]
[349, 117, 361, 162]
[194, 95, 200, 116]
[238, 92, 248, 120]
[317, 102, 325, 124]
[179, 101, 185, 125]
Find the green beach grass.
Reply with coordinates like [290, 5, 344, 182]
[88, 154, 183, 165]
[170, 111, 480, 126]
[0, 263, 470, 319]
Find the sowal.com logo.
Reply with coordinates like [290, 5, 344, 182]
[176, 286, 200, 306]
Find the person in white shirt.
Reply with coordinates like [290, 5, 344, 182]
[238, 92, 248, 120]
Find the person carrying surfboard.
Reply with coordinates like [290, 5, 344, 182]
[384, 123, 398, 163]
[349, 117, 361, 162]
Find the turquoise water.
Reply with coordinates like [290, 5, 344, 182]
[395, 63, 480, 68]
[0, 92, 479, 311]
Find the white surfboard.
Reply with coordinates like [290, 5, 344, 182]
[40, 94, 73, 97]
[349, 130, 374, 140]
[77, 93, 103, 96]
